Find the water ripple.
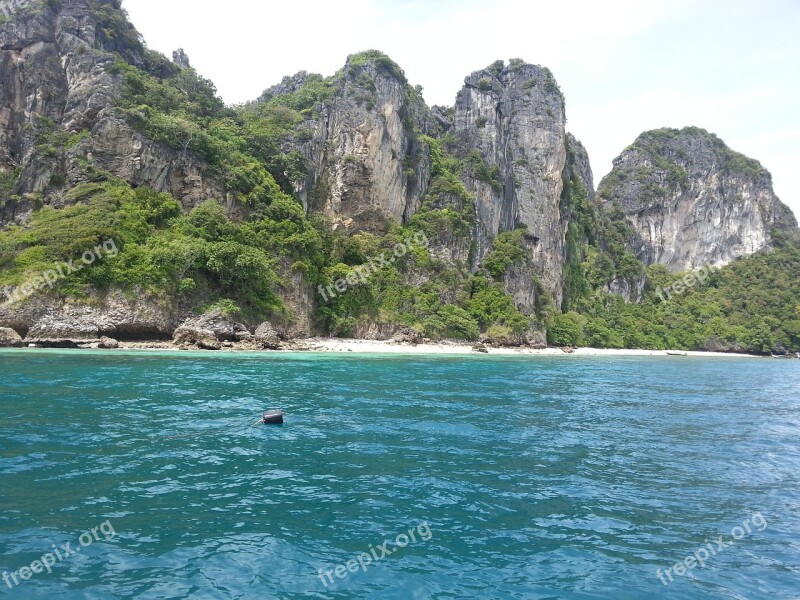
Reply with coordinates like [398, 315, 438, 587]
[0, 351, 798, 598]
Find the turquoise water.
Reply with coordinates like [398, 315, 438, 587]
[0, 350, 798, 599]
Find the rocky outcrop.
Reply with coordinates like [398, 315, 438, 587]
[70, 114, 232, 213]
[501, 232, 549, 314]
[526, 329, 547, 349]
[172, 309, 252, 349]
[254, 322, 282, 350]
[563, 133, 595, 203]
[275, 259, 314, 339]
[480, 325, 547, 348]
[604, 277, 645, 304]
[172, 48, 190, 69]
[0, 1, 119, 147]
[1, 0, 121, 222]
[700, 335, 744, 354]
[453, 62, 568, 306]
[274, 53, 432, 233]
[0, 0, 228, 224]
[172, 325, 220, 350]
[0, 326, 22, 347]
[391, 327, 424, 345]
[27, 313, 100, 339]
[0, 289, 176, 340]
[98, 336, 119, 349]
[598, 127, 797, 272]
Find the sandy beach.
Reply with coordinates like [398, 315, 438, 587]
[7, 337, 763, 359]
[292, 338, 761, 358]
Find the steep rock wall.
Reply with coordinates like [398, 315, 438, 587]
[453, 63, 568, 306]
[0, 0, 227, 224]
[598, 127, 797, 272]
[279, 57, 432, 233]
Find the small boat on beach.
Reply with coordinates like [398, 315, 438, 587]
[771, 353, 796, 359]
[666, 351, 688, 357]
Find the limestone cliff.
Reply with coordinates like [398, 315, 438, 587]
[452, 61, 568, 307]
[261, 57, 577, 316]
[1, 3, 797, 347]
[597, 127, 797, 272]
[563, 133, 595, 203]
[267, 53, 432, 233]
[0, 0, 227, 225]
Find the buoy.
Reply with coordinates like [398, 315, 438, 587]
[261, 409, 284, 425]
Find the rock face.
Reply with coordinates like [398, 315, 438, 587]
[1, 3, 798, 344]
[598, 127, 797, 272]
[452, 62, 568, 306]
[700, 335, 744, 354]
[254, 322, 282, 350]
[279, 55, 432, 232]
[0, 326, 22, 347]
[172, 309, 251, 348]
[0, 289, 176, 340]
[98, 336, 119, 349]
[172, 48, 190, 69]
[0, 0, 228, 224]
[563, 133, 595, 203]
[26, 314, 100, 340]
[275, 259, 314, 339]
[72, 114, 231, 214]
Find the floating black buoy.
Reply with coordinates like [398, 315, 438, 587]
[262, 410, 284, 425]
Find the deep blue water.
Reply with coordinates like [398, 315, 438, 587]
[0, 350, 798, 599]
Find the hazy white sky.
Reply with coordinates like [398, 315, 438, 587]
[124, 0, 799, 218]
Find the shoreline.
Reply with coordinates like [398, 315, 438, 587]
[2, 337, 766, 358]
[288, 339, 761, 358]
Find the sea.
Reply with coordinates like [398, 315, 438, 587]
[0, 350, 798, 599]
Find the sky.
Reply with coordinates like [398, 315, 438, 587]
[123, 0, 800, 218]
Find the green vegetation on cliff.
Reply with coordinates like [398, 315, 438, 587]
[0, 179, 332, 322]
[627, 127, 768, 180]
[554, 130, 799, 353]
[114, 60, 296, 207]
[315, 191, 533, 340]
[559, 141, 644, 313]
[551, 239, 800, 353]
[0, 0, 797, 351]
